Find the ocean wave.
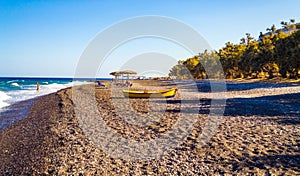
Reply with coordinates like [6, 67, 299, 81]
[0, 81, 89, 110]
[0, 91, 11, 109]
[11, 83, 20, 87]
[6, 80, 17, 83]
[20, 85, 36, 90]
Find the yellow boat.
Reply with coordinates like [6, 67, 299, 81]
[123, 88, 178, 98]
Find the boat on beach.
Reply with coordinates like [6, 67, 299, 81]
[123, 88, 178, 98]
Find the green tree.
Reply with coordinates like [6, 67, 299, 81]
[257, 35, 278, 79]
[239, 41, 260, 78]
[169, 19, 300, 80]
[219, 42, 246, 79]
[275, 30, 300, 79]
[169, 60, 193, 79]
[194, 50, 221, 79]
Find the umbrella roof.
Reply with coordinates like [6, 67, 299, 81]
[110, 70, 137, 76]
[118, 70, 137, 75]
[109, 71, 121, 76]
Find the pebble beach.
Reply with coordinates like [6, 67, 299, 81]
[0, 80, 300, 175]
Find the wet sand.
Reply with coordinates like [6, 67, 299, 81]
[0, 80, 299, 175]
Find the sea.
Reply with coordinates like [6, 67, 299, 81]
[0, 77, 110, 130]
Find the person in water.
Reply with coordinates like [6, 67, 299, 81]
[36, 82, 40, 92]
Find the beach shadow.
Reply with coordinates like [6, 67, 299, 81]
[274, 117, 300, 125]
[259, 117, 300, 125]
[229, 154, 300, 172]
[180, 81, 300, 93]
[225, 81, 300, 91]
[152, 98, 212, 114]
[151, 92, 300, 121]
[224, 92, 300, 117]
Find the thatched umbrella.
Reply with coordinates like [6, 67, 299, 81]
[110, 70, 137, 82]
[110, 71, 122, 82]
[118, 70, 137, 80]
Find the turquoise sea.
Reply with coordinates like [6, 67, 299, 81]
[0, 78, 74, 109]
[0, 77, 110, 130]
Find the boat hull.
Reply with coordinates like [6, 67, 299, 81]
[123, 88, 177, 98]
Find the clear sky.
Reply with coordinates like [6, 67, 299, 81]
[1, 0, 300, 77]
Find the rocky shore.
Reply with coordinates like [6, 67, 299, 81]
[0, 80, 300, 175]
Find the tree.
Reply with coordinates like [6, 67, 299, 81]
[275, 30, 300, 79]
[195, 50, 221, 79]
[257, 35, 278, 79]
[169, 19, 300, 80]
[218, 42, 246, 79]
[169, 60, 193, 79]
[239, 41, 260, 78]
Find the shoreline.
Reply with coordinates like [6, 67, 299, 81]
[0, 98, 35, 131]
[0, 81, 300, 174]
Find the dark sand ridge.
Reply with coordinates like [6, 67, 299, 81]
[0, 80, 299, 175]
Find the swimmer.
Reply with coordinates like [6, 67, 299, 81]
[36, 82, 40, 92]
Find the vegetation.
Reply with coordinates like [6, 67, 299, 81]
[169, 19, 300, 80]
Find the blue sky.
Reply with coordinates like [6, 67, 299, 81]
[1, 0, 300, 77]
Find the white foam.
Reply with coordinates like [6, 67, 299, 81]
[20, 85, 36, 90]
[6, 80, 16, 83]
[6, 83, 66, 104]
[3, 81, 89, 108]
[11, 82, 20, 87]
[0, 91, 11, 108]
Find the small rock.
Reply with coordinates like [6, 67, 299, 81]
[70, 129, 75, 134]
[48, 166, 56, 174]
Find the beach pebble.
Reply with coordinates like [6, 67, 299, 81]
[1, 81, 300, 175]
